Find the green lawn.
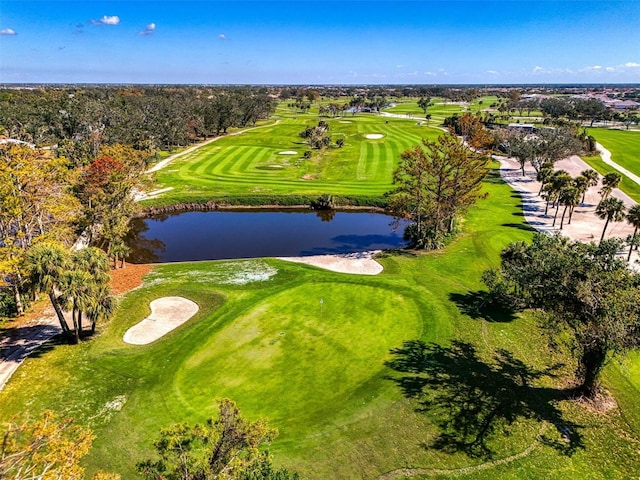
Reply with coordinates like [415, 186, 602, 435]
[147, 113, 442, 206]
[578, 129, 640, 203]
[581, 155, 640, 203]
[588, 128, 640, 178]
[3, 165, 640, 478]
[384, 97, 465, 124]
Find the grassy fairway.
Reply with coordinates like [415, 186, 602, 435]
[3, 166, 640, 478]
[384, 98, 464, 124]
[589, 128, 640, 178]
[148, 113, 443, 206]
[579, 129, 640, 202]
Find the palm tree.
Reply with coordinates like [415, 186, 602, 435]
[581, 169, 599, 201]
[559, 186, 581, 229]
[85, 283, 116, 334]
[58, 247, 112, 342]
[59, 269, 94, 343]
[72, 247, 111, 284]
[110, 242, 130, 269]
[536, 164, 555, 195]
[548, 171, 571, 221]
[25, 242, 72, 337]
[599, 172, 622, 203]
[573, 175, 589, 205]
[596, 197, 626, 243]
[626, 204, 640, 261]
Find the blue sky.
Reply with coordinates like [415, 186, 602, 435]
[1, 0, 639, 84]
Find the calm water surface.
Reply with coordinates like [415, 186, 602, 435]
[126, 210, 407, 263]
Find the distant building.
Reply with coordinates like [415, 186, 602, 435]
[508, 123, 536, 133]
[614, 100, 640, 111]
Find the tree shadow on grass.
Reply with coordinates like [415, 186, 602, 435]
[501, 222, 538, 233]
[449, 291, 518, 323]
[484, 170, 506, 185]
[385, 340, 584, 458]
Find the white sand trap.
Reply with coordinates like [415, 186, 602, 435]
[339, 121, 352, 123]
[278, 151, 298, 155]
[278, 251, 383, 275]
[365, 134, 384, 139]
[123, 297, 199, 345]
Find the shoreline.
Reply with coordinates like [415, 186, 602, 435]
[134, 202, 387, 218]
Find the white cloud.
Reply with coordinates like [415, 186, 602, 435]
[424, 71, 436, 76]
[91, 15, 120, 26]
[486, 70, 499, 75]
[533, 66, 545, 73]
[606, 67, 615, 72]
[624, 62, 640, 68]
[218, 33, 227, 40]
[587, 65, 602, 70]
[139, 23, 156, 36]
[396, 64, 404, 68]
[0, 28, 17, 35]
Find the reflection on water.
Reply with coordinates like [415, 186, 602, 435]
[125, 210, 407, 263]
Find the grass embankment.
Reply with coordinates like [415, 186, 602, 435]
[3, 166, 640, 478]
[145, 112, 444, 208]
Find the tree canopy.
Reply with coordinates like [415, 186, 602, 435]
[0, 410, 119, 480]
[484, 233, 640, 397]
[387, 134, 489, 249]
[137, 399, 298, 480]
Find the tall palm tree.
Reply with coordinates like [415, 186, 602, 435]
[85, 283, 116, 334]
[626, 204, 640, 261]
[581, 169, 599, 203]
[573, 175, 589, 205]
[72, 247, 111, 284]
[75, 247, 111, 337]
[549, 171, 571, 221]
[537, 164, 555, 195]
[110, 242, 130, 269]
[59, 269, 94, 343]
[25, 242, 71, 337]
[559, 186, 581, 229]
[599, 172, 622, 203]
[596, 197, 626, 243]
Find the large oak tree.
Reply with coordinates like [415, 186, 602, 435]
[484, 233, 640, 397]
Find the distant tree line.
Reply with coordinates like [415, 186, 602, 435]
[0, 86, 277, 160]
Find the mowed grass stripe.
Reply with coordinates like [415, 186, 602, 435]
[216, 147, 258, 176]
[149, 111, 467, 205]
[357, 141, 373, 181]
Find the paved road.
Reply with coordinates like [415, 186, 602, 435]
[0, 307, 61, 391]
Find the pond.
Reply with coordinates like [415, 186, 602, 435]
[125, 210, 407, 263]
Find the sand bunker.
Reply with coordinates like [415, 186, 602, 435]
[365, 134, 384, 140]
[123, 297, 199, 345]
[278, 151, 297, 155]
[278, 251, 383, 275]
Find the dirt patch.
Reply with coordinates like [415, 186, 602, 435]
[575, 390, 618, 413]
[123, 296, 199, 345]
[109, 263, 152, 295]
